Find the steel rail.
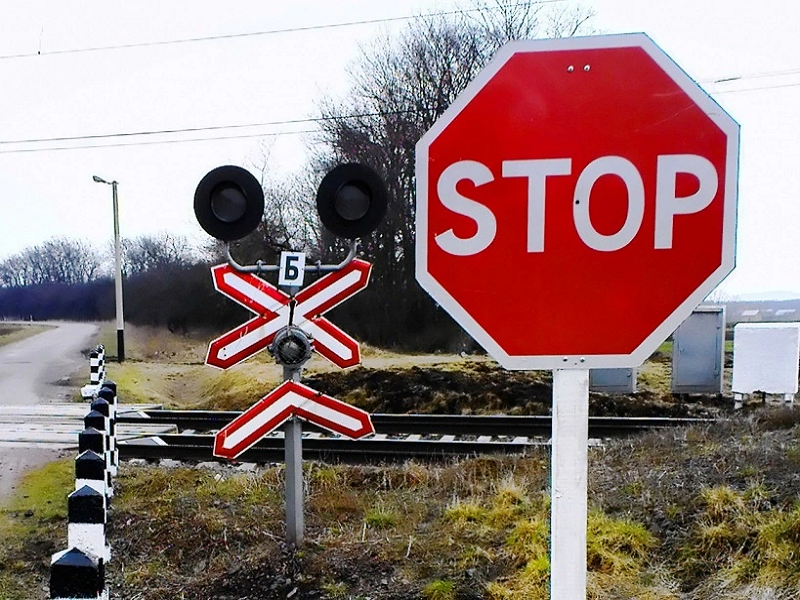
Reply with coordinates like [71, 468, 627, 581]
[116, 409, 712, 437]
[117, 433, 542, 464]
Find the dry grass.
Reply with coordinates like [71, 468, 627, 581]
[3, 411, 800, 598]
[0, 459, 73, 600]
[96, 322, 501, 411]
[0, 323, 53, 348]
[4, 323, 787, 598]
[98, 415, 800, 600]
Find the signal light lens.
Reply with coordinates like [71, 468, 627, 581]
[316, 163, 387, 239]
[194, 165, 264, 241]
[210, 184, 248, 223]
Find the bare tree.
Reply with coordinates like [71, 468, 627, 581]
[311, 1, 594, 348]
[0, 253, 31, 288]
[122, 233, 194, 277]
[0, 238, 101, 286]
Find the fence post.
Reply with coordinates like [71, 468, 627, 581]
[78, 427, 111, 499]
[50, 547, 104, 600]
[75, 450, 107, 509]
[83, 411, 112, 497]
[67, 486, 109, 562]
[96, 345, 105, 384]
[97, 385, 117, 478]
[89, 350, 101, 388]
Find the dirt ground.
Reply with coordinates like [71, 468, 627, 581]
[302, 356, 729, 419]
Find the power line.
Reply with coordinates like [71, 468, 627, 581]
[0, 75, 797, 154]
[0, 110, 418, 146]
[713, 80, 800, 95]
[0, 0, 796, 156]
[0, 1, 565, 61]
[2, 1, 796, 90]
[0, 129, 318, 155]
[699, 66, 800, 84]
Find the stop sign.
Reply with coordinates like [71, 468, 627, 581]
[415, 34, 738, 370]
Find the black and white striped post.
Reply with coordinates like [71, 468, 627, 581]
[75, 450, 107, 507]
[50, 547, 105, 600]
[50, 449, 110, 600]
[89, 397, 113, 481]
[67, 486, 109, 561]
[81, 346, 106, 400]
[49, 485, 109, 599]
[78, 426, 111, 499]
[96, 345, 105, 383]
[50, 359, 118, 600]
[96, 384, 117, 478]
[89, 350, 102, 388]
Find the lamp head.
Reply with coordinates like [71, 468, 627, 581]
[194, 165, 265, 241]
[316, 163, 387, 239]
[269, 326, 312, 367]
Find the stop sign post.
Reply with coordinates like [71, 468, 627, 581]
[416, 34, 738, 598]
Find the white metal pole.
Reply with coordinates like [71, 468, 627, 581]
[550, 368, 589, 599]
[285, 417, 303, 547]
[284, 367, 303, 547]
[111, 181, 125, 362]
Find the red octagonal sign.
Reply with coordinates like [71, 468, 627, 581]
[416, 34, 738, 370]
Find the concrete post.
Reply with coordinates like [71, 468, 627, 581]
[83, 411, 112, 497]
[50, 547, 104, 600]
[97, 384, 118, 476]
[75, 451, 107, 511]
[67, 486, 109, 563]
[550, 368, 590, 600]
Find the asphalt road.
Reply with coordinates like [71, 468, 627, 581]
[0, 322, 98, 498]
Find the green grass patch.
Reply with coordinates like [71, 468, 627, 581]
[422, 578, 456, 600]
[0, 459, 73, 599]
[364, 505, 400, 530]
[679, 484, 800, 593]
[6, 418, 800, 599]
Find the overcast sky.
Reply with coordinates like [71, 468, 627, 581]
[0, 0, 798, 298]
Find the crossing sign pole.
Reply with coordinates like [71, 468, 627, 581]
[285, 415, 303, 546]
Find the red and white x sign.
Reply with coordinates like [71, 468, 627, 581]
[213, 380, 374, 460]
[206, 258, 371, 370]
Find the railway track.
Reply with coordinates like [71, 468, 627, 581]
[116, 410, 712, 464]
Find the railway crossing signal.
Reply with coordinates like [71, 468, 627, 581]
[195, 161, 387, 549]
[213, 381, 374, 460]
[205, 258, 372, 370]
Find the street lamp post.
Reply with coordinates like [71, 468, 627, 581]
[93, 175, 125, 362]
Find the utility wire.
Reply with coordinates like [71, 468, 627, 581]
[0, 110, 419, 146]
[0, 0, 797, 155]
[711, 80, 800, 95]
[0, 1, 565, 60]
[1, 74, 797, 154]
[699, 66, 800, 84]
[0, 129, 318, 154]
[0, 74, 797, 154]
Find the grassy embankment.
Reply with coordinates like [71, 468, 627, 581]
[0, 323, 53, 348]
[0, 323, 798, 599]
